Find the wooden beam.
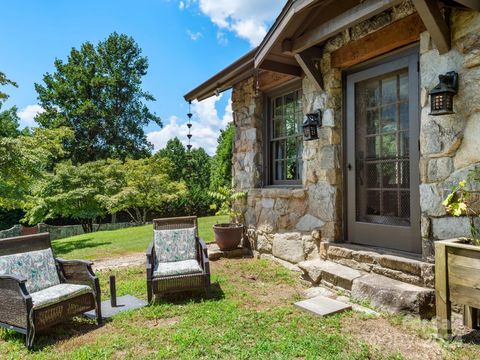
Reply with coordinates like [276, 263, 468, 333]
[258, 71, 296, 93]
[454, 0, 480, 11]
[282, 38, 293, 54]
[294, 47, 323, 91]
[292, 0, 402, 53]
[413, 0, 451, 54]
[331, 14, 426, 69]
[260, 60, 303, 77]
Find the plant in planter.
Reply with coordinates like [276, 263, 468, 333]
[436, 169, 480, 339]
[209, 186, 246, 251]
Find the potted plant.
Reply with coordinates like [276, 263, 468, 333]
[209, 186, 246, 251]
[436, 169, 480, 339]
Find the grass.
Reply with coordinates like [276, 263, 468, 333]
[52, 215, 229, 260]
[0, 259, 399, 360]
[0, 258, 479, 359]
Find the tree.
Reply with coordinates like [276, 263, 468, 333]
[188, 147, 211, 190]
[35, 32, 161, 163]
[0, 71, 17, 102]
[104, 157, 186, 224]
[0, 127, 72, 209]
[156, 137, 188, 181]
[0, 71, 26, 138]
[24, 160, 123, 232]
[210, 122, 233, 190]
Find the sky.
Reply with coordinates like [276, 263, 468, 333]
[0, 0, 286, 155]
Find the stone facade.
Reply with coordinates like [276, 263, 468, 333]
[419, 9, 480, 261]
[232, 1, 480, 265]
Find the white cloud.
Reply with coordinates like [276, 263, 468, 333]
[181, 0, 285, 47]
[147, 94, 232, 155]
[187, 29, 203, 41]
[17, 104, 44, 128]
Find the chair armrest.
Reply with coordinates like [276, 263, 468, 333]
[0, 275, 32, 329]
[197, 238, 210, 275]
[146, 242, 155, 279]
[56, 258, 97, 291]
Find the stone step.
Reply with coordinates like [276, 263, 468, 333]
[351, 273, 435, 319]
[298, 259, 364, 290]
[324, 244, 435, 288]
[298, 259, 435, 318]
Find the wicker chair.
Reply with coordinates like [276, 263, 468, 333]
[0, 233, 101, 347]
[146, 216, 211, 302]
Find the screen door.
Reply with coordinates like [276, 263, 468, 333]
[346, 50, 421, 253]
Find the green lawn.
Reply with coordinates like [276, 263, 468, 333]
[0, 258, 478, 359]
[0, 259, 397, 359]
[52, 215, 228, 260]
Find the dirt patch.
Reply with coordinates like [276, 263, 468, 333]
[211, 258, 305, 310]
[342, 313, 445, 360]
[146, 316, 180, 328]
[93, 253, 145, 271]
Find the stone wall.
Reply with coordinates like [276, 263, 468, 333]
[419, 9, 480, 261]
[0, 222, 142, 241]
[232, 1, 480, 265]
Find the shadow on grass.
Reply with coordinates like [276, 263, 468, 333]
[457, 329, 480, 345]
[53, 237, 112, 257]
[1, 317, 104, 352]
[154, 282, 225, 305]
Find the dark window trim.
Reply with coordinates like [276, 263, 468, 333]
[263, 79, 303, 186]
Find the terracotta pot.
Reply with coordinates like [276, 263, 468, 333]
[213, 223, 244, 251]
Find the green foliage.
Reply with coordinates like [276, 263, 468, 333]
[0, 71, 17, 103]
[0, 127, 72, 209]
[103, 157, 186, 224]
[24, 160, 123, 232]
[35, 32, 161, 164]
[188, 147, 211, 190]
[209, 186, 246, 223]
[156, 137, 187, 182]
[156, 138, 214, 217]
[210, 122, 233, 190]
[443, 170, 480, 245]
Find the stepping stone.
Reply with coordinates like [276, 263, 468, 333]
[295, 295, 351, 317]
[85, 295, 147, 319]
[208, 244, 251, 261]
[298, 260, 364, 289]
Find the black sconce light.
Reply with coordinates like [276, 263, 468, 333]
[303, 110, 322, 141]
[429, 71, 459, 116]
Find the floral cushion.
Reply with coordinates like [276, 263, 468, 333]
[153, 259, 202, 277]
[154, 228, 197, 263]
[0, 249, 60, 294]
[31, 283, 93, 309]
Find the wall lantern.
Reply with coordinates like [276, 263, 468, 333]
[303, 110, 322, 141]
[429, 71, 459, 116]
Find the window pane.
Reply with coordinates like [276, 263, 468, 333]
[399, 72, 408, 102]
[382, 76, 397, 104]
[382, 134, 397, 158]
[271, 90, 303, 183]
[274, 118, 285, 138]
[275, 140, 286, 160]
[367, 109, 379, 135]
[381, 104, 397, 133]
[275, 97, 283, 117]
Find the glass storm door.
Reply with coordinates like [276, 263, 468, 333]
[346, 50, 421, 253]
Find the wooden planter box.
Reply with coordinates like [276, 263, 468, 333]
[435, 239, 480, 339]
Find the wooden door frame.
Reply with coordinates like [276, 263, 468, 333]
[342, 45, 421, 253]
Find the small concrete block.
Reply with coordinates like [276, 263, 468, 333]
[85, 295, 147, 319]
[295, 295, 351, 317]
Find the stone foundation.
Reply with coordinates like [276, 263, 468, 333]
[232, 1, 480, 277]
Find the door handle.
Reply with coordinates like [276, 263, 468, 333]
[348, 163, 352, 171]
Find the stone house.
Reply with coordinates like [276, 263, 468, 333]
[185, 0, 480, 316]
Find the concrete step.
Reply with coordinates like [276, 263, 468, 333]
[324, 243, 435, 288]
[351, 273, 435, 319]
[298, 259, 365, 290]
